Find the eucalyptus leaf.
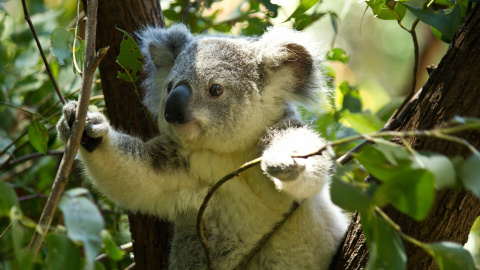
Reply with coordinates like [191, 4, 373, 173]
[459, 154, 480, 199]
[45, 234, 82, 270]
[402, 2, 462, 40]
[367, 0, 407, 21]
[373, 169, 435, 221]
[425, 242, 476, 270]
[414, 153, 456, 189]
[284, 0, 319, 22]
[343, 111, 384, 134]
[59, 188, 104, 270]
[50, 27, 74, 65]
[116, 28, 143, 83]
[0, 181, 19, 217]
[101, 230, 125, 261]
[330, 176, 370, 214]
[362, 210, 407, 270]
[326, 48, 350, 63]
[28, 119, 49, 154]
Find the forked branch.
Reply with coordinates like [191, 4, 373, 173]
[27, 0, 109, 258]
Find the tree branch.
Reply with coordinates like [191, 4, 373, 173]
[21, 0, 66, 105]
[28, 0, 108, 258]
[3, 150, 64, 169]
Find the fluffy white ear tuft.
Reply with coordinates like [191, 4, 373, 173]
[136, 24, 193, 121]
[257, 27, 326, 106]
[137, 24, 193, 70]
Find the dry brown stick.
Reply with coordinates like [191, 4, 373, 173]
[21, 0, 66, 105]
[28, 0, 108, 258]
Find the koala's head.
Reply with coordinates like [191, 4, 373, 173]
[138, 24, 326, 153]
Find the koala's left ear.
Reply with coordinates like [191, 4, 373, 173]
[257, 27, 324, 104]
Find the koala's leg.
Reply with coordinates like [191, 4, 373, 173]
[57, 101, 207, 219]
[260, 127, 332, 200]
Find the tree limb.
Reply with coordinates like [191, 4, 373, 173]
[28, 0, 108, 258]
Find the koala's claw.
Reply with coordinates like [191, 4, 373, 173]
[56, 100, 109, 152]
[261, 150, 306, 182]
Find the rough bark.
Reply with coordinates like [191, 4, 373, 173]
[331, 5, 480, 270]
[93, 1, 172, 269]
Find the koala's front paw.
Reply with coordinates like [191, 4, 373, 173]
[56, 100, 109, 152]
[261, 150, 306, 182]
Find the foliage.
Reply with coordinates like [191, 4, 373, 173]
[0, 0, 478, 269]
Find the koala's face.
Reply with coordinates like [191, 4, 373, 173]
[139, 25, 323, 153]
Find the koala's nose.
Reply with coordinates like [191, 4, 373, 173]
[164, 84, 191, 124]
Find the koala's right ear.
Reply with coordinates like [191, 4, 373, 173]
[138, 24, 193, 71]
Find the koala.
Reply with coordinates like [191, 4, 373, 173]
[57, 24, 348, 269]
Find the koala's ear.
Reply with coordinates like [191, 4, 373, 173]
[257, 27, 324, 104]
[138, 24, 193, 70]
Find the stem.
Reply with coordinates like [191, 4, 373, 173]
[21, 0, 66, 105]
[374, 206, 432, 255]
[28, 0, 107, 258]
[196, 157, 262, 270]
[0, 102, 48, 121]
[3, 150, 64, 169]
[392, 18, 420, 120]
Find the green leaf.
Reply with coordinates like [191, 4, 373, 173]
[355, 144, 412, 181]
[28, 119, 49, 154]
[459, 154, 480, 199]
[339, 81, 362, 113]
[414, 153, 456, 189]
[116, 28, 143, 83]
[59, 188, 105, 270]
[284, 0, 319, 22]
[367, 0, 407, 21]
[50, 27, 74, 65]
[425, 242, 476, 270]
[45, 234, 82, 270]
[101, 230, 125, 261]
[343, 111, 384, 134]
[326, 48, 350, 63]
[330, 176, 370, 214]
[373, 169, 435, 221]
[402, 2, 462, 40]
[362, 210, 407, 270]
[294, 12, 326, 31]
[0, 181, 19, 217]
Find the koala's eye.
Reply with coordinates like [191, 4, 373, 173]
[167, 82, 173, 94]
[209, 84, 224, 97]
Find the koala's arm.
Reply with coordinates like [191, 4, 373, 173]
[56, 101, 206, 219]
[261, 126, 332, 201]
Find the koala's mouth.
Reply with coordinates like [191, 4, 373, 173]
[170, 121, 200, 139]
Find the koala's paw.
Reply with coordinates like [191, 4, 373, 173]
[56, 101, 109, 152]
[261, 150, 306, 182]
[56, 101, 79, 142]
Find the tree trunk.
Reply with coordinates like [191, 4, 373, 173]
[331, 4, 480, 270]
[93, 1, 172, 269]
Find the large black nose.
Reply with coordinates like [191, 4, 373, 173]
[164, 84, 191, 124]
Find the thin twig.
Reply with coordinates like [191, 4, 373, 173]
[21, 0, 66, 105]
[0, 222, 12, 239]
[0, 102, 48, 121]
[3, 150, 64, 169]
[391, 18, 420, 120]
[28, 0, 108, 258]
[196, 157, 261, 270]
